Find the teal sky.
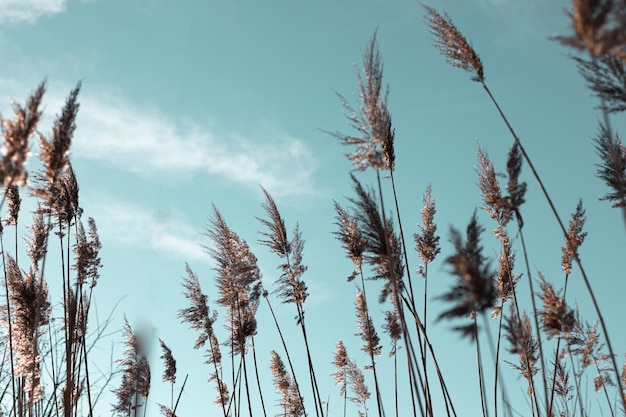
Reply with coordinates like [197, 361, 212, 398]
[1, 0, 625, 416]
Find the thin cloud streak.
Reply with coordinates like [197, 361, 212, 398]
[0, 0, 66, 23]
[73, 93, 317, 198]
[89, 197, 210, 265]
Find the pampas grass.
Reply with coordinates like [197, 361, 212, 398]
[4, 2, 626, 417]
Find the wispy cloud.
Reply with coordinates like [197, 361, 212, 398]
[88, 197, 210, 265]
[70, 92, 317, 198]
[0, 0, 66, 23]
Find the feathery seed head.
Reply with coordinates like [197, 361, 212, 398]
[25, 208, 52, 270]
[259, 189, 309, 307]
[334, 201, 367, 280]
[332, 340, 349, 391]
[439, 211, 496, 338]
[381, 104, 395, 171]
[561, 200, 587, 274]
[424, 4, 485, 82]
[5, 185, 20, 225]
[39, 82, 80, 185]
[504, 308, 539, 391]
[492, 228, 519, 318]
[346, 359, 370, 407]
[506, 143, 526, 213]
[112, 317, 151, 415]
[159, 339, 176, 384]
[347, 175, 404, 304]
[329, 31, 395, 172]
[574, 55, 626, 114]
[355, 289, 382, 357]
[270, 350, 304, 417]
[555, 0, 626, 59]
[415, 184, 441, 267]
[0, 82, 45, 187]
[258, 186, 290, 256]
[382, 310, 402, 350]
[178, 264, 218, 353]
[538, 273, 576, 339]
[207, 205, 262, 353]
[477, 145, 509, 225]
[73, 217, 103, 287]
[594, 123, 626, 207]
[4, 255, 50, 404]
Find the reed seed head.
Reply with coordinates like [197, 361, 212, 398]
[39, 82, 80, 185]
[329, 31, 395, 172]
[574, 55, 626, 114]
[415, 184, 441, 267]
[439, 211, 496, 338]
[347, 174, 404, 304]
[332, 340, 349, 393]
[334, 201, 367, 281]
[538, 273, 576, 339]
[504, 308, 539, 392]
[593, 123, 626, 207]
[555, 0, 626, 59]
[178, 264, 218, 353]
[207, 205, 262, 354]
[5, 185, 20, 225]
[159, 339, 176, 384]
[0, 82, 45, 187]
[355, 289, 382, 358]
[561, 200, 587, 274]
[423, 4, 484, 82]
[270, 350, 304, 417]
[492, 228, 519, 318]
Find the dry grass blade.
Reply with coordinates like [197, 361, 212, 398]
[423, 3, 484, 82]
[574, 55, 626, 113]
